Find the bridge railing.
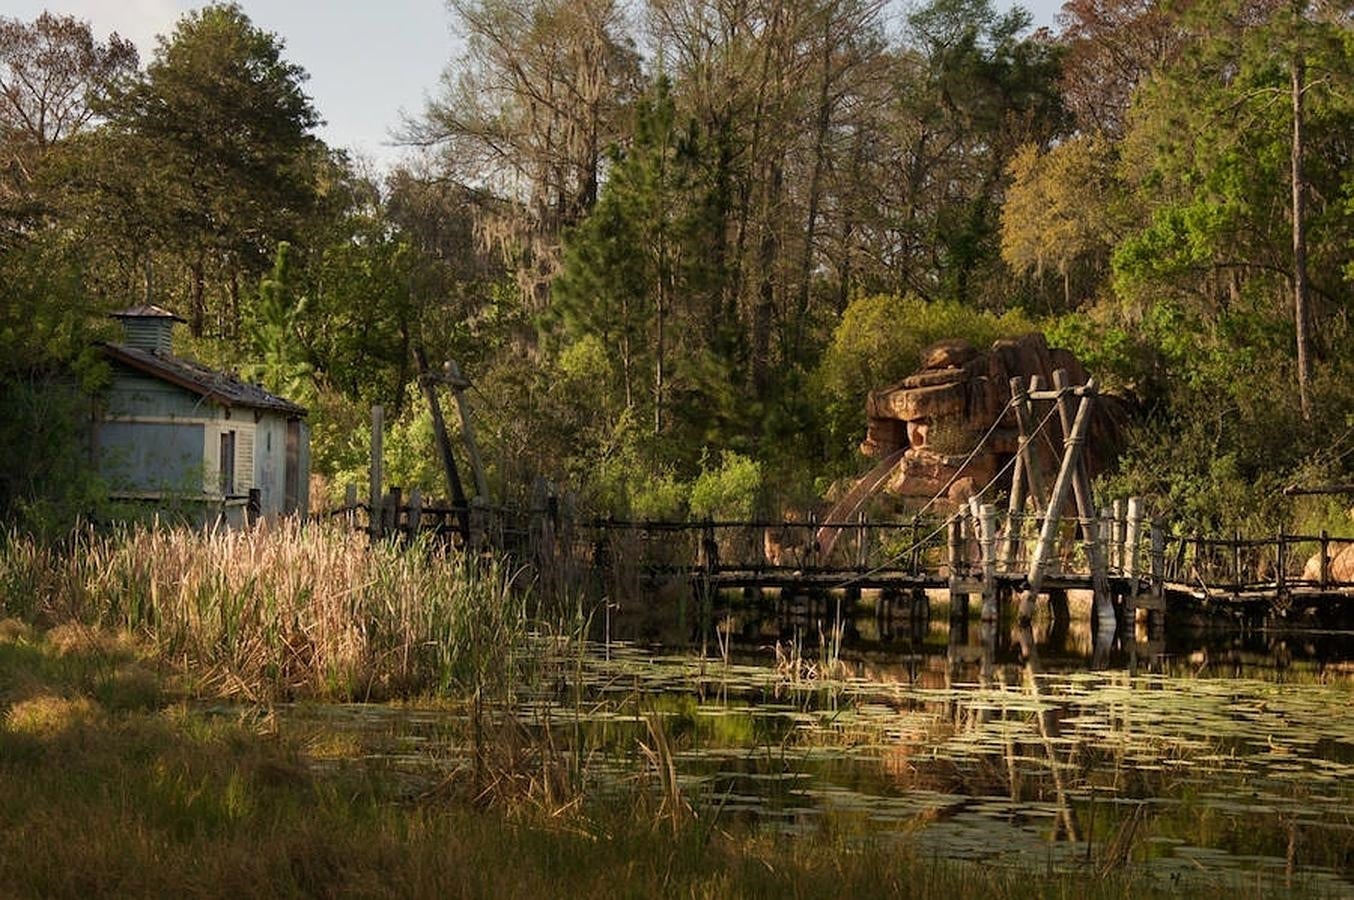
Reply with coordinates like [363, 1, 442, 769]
[1162, 532, 1354, 593]
[325, 485, 1354, 597]
[576, 516, 952, 578]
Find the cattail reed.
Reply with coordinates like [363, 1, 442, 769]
[0, 521, 530, 701]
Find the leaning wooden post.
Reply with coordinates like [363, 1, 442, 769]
[446, 359, 490, 502]
[1010, 376, 1048, 509]
[1125, 496, 1144, 622]
[1053, 369, 1109, 618]
[1019, 381, 1096, 622]
[369, 405, 384, 539]
[416, 348, 471, 541]
[980, 503, 998, 622]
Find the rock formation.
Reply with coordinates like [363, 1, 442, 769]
[860, 332, 1118, 507]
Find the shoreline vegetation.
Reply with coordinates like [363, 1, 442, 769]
[0, 525, 1348, 898]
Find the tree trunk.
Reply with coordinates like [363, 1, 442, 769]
[190, 250, 206, 337]
[752, 161, 783, 399]
[1291, 45, 1312, 421]
[793, 7, 836, 363]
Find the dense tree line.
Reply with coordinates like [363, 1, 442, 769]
[0, 0, 1350, 534]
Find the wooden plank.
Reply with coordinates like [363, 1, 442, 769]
[408, 487, 422, 538]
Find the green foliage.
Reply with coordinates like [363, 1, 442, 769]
[813, 294, 1035, 465]
[241, 242, 315, 404]
[688, 451, 764, 521]
[0, 379, 108, 538]
[552, 74, 732, 445]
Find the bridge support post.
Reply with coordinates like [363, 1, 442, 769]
[979, 503, 999, 622]
[947, 516, 970, 625]
[1019, 383, 1097, 622]
[1124, 497, 1144, 625]
[1148, 523, 1167, 632]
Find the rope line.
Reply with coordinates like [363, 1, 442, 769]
[827, 395, 1067, 591]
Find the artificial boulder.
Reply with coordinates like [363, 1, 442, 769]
[861, 332, 1118, 506]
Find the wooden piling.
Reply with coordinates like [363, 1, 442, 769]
[948, 516, 969, 623]
[1125, 496, 1144, 621]
[980, 503, 998, 622]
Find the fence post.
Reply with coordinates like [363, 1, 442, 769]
[948, 516, 969, 623]
[1232, 529, 1243, 589]
[856, 511, 868, 571]
[1125, 497, 1144, 621]
[1276, 532, 1287, 597]
[344, 483, 358, 531]
[1112, 498, 1126, 573]
[388, 486, 402, 536]
[369, 405, 384, 539]
[1320, 530, 1331, 590]
[408, 487, 422, 539]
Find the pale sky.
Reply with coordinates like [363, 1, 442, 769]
[7, 1, 1065, 171]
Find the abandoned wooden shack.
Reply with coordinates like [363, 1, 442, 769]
[95, 305, 309, 526]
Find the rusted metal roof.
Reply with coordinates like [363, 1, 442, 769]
[101, 343, 307, 416]
[109, 305, 186, 322]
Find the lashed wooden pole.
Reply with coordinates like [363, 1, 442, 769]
[415, 347, 470, 541]
[1019, 381, 1096, 622]
[1052, 369, 1111, 624]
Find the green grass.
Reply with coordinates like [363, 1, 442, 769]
[0, 622, 1340, 899]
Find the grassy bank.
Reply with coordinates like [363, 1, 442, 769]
[1, 620, 1325, 899]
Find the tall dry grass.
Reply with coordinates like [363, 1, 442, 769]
[0, 521, 531, 701]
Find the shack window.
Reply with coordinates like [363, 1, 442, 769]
[220, 430, 236, 496]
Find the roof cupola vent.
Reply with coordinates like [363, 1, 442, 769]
[110, 305, 183, 356]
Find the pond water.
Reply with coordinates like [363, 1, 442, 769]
[277, 596, 1354, 892]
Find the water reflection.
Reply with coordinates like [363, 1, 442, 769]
[273, 591, 1354, 892]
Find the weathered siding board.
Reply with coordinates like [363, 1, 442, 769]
[98, 422, 204, 493]
[105, 371, 220, 420]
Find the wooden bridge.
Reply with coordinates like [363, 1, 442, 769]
[337, 373, 1353, 628]
[334, 490, 1354, 628]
